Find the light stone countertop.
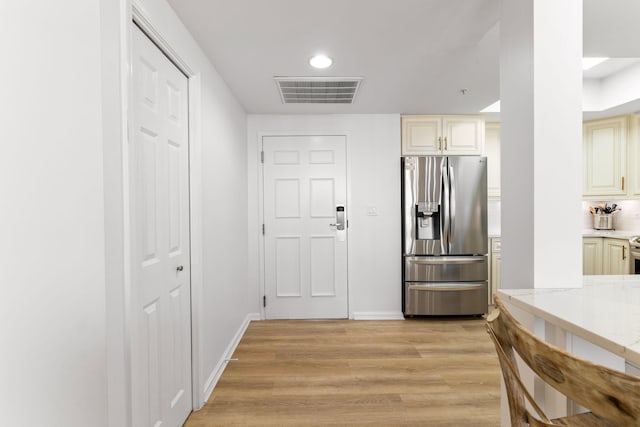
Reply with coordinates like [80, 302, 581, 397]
[497, 275, 640, 366]
[488, 230, 639, 240]
[581, 229, 639, 239]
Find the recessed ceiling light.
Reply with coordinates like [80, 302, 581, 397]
[582, 57, 608, 71]
[309, 55, 333, 69]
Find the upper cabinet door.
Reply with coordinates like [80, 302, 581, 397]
[631, 115, 640, 197]
[401, 115, 484, 156]
[484, 122, 501, 199]
[401, 115, 442, 155]
[442, 116, 484, 155]
[583, 116, 627, 197]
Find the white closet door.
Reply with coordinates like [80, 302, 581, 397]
[131, 24, 192, 427]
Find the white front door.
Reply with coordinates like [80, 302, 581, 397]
[131, 25, 192, 427]
[263, 135, 348, 319]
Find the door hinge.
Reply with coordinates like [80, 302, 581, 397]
[263, 295, 266, 307]
[260, 151, 264, 163]
[262, 224, 265, 235]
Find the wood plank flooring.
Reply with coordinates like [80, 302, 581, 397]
[184, 317, 501, 426]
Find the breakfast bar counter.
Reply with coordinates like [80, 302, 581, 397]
[497, 274, 640, 367]
[496, 276, 640, 424]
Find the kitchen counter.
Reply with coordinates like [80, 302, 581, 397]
[497, 275, 640, 366]
[488, 228, 640, 240]
[488, 230, 639, 239]
[582, 229, 639, 239]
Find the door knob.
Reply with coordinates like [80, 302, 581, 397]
[176, 265, 184, 272]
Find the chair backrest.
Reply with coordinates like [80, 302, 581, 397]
[487, 295, 640, 427]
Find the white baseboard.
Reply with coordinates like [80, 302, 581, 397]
[200, 312, 260, 405]
[351, 311, 405, 320]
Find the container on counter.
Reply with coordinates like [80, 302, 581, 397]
[593, 214, 614, 230]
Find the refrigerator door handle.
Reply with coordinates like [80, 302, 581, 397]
[449, 165, 456, 246]
[440, 158, 450, 252]
[408, 256, 486, 265]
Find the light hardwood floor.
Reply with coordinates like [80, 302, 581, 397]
[184, 317, 501, 426]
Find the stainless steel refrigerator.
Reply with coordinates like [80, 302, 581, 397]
[402, 156, 488, 316]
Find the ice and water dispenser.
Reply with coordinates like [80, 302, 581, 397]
[416, 202, 440, 240]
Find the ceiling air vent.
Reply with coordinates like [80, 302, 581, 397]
[275, 77, 363, 104]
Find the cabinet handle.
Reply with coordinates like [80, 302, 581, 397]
[623, 246, 626, 261]
[444, 136, 448, 150]
[622, 176, 625, 191]
[438, 136, 442, 151]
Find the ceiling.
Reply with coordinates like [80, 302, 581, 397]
[166, 0, 640, 117]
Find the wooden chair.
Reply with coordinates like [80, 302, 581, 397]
[487, 295, 640, 427]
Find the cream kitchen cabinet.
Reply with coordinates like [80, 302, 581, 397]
[582, 237, 603, 275]
[489, 237, 501, 304]
[583, 116, 628, 198]
[631, 114, 640, 197]
[484, 122, 501, 199]
[602, 238, 631, 274]
[583, 237, 631, 275]
[401, 115, 484, 155]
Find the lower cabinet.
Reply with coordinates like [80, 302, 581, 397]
[583, 237, 631, 275]
[583, 237, 603, 275]
[489, 237, 501, 304]
[603, 238, 631, 274]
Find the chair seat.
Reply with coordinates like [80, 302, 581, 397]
[551, 411, 617, 426]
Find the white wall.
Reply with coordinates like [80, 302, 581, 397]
[582, 78, 603, 112]
[584, 62, 640, 112]
[1, 0, 251, 424]
[247, 115, 402, 319]
[0, 2, 108, 426]
[198, 35, 253, 405]
[132, 0, 252, 409]
[488, 200, 502, 236]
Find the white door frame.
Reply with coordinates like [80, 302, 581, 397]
[119, 2, 205, 422]
[257, 131, 353, 319]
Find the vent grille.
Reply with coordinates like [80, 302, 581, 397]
[275, 77, 363, 104]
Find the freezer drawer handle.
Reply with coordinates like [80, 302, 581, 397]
[408, 257, 485, 265]
[408, 284, 485, 292]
